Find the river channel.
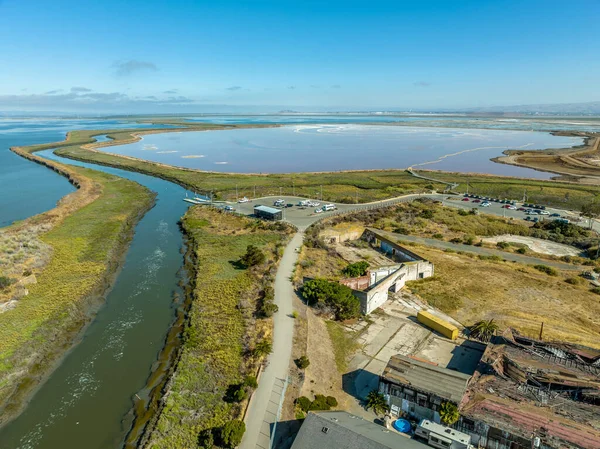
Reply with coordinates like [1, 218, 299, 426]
[0, 149, 190, 449]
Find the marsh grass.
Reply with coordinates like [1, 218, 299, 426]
[146, 207, 291, 448]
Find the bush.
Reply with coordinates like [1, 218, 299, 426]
[342, 261, 370, 277]
[220, 420, 245, 448]
[565, 277, 583, 285]
[496, 241, 510, 250]
[591, 287, 600, 295]
[450, 237, 462, 244]
[244, 376, 258, 389]
[0, 276, 13, 290]
[240, 244, 266, 267]
[22, 269, 32, 277]
[300, 279, 361, 320]
[260, 301, 279, 317]
[296, 396, 312, 412]
[533, 264, 558, 276]
[421, 210, 434, 219]
[432, 233, 444, 240]
[326, 396, 338, 407]
[253, 339, 272, 357]
[516, 247, 527, 254]
[197, 428, 214, 449]
[295, 356, 310, 369]
[463, 235, 475, 245]
[458, 209, 469, 216]
[309, 394, 331, 411]
[478, 255, 502, 262]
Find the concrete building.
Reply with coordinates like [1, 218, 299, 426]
[253, 204, 283, 221]
[339, 229, 434, 314]
[379, 354, 472, 423]
[290, 411, 427, 449]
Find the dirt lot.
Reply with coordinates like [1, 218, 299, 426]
[408, 245, 600, 348]
[482, 234, 582, 257]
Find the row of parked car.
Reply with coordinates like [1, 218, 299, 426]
[463, 194, 517, 205]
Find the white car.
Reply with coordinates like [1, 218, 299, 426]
[480, 202, 491, 207]
[507, 205, 517, 210]
[238, 197, 249, 203]
[539, 210, 550, 215]
[314, 208, 323, 214]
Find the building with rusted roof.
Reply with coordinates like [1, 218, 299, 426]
[456, 330, 600, 449]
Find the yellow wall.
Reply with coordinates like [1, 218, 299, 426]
[417, 310, 458, 340]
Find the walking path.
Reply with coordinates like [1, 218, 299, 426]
[240, 232, 303, 449]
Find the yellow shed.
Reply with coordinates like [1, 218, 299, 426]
[417, 310, 458, 340]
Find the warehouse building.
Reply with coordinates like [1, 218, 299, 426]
[253, 205, 283, 221]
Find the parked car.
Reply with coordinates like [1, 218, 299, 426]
[472, 199, 481, 203]
[481, 202, 491, 207]
[224, 205, 235, 211]
[502, 204, 511, 209]
[539, 210, 550, 215]
[462, 198, 471, 202]
[507, 205, 517, 210]
[550, 213, 561, 217]
[238, 197, 249, 203]
[517, 207, 526, 211]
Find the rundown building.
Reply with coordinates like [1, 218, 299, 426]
[379, 354, 472, 423]
[456, 330, 600, 449]
[339, 229, 434, 314]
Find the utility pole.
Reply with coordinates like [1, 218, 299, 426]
[254, 185, 256, 199]
[280, 186, 282, 196]
[293, 180, 295, 196]
[320, 185, 323, 201]
[539, 322, 544, 341]
[235, 184, 238, 203]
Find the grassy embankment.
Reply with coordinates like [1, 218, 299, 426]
[0, 144, 154, 423]
[141, 207, 292, 448]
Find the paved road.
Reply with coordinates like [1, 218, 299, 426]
[240, 232, 303, 449]
[374, 229, 584, 271]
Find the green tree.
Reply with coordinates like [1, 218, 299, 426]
[365, 390, 388, 416]
[469, 319, 499, 342]
[296, 396, 312, 412]
[300, 279, 361, 320]
[220, 420, 245, 448]
[240, 245, 266, 267]
[244, 375, 258, 389]
[0, 276, 12, 290]
[439, 402, 460, 426]
[342, 261, 370, 277]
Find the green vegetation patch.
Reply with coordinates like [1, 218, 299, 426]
[147, 207, 290, 448]
[0, 167, 153, 410]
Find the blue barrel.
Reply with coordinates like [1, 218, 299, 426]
[392, 418, 411, 433]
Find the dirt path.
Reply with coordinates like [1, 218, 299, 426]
[481, 235, 582, 257]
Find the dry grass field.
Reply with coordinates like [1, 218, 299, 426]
[407, 245, 600, 348]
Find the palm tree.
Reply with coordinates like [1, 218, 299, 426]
[469, 319, 499, 342]
[365, 390, 388, 416]
[439, 401, 459, 426]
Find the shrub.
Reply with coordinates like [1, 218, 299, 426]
[326, 396, 338, 407]
[296, 396, 312, 412]
[342, 261, 370, 277]
[458, 209, 469, 216]
[516, 247, 527, 254]
[421, 210, 434, 219]
[220, 420, 245, 448]
[244, 376, 258, 389]
[22, 269, 32, 277]
[309, 394, 331, 411]
[197, 428, 214, 449]
[440, 402, 460, 426]
[260, 301, 279, 317]
[291, 310, 299, 319]
[365, 390, 388, 415]
[478, 255, 502, 262]
[240, 244, 266, 267]
[253, 339, 272, 357]
[295, 356, 310, 369]
[591, 287, 600, 295]
[463, 235, 475, 245]
[450, 237, 462, 244]
[565, 277, 583, 285]
[496, 241, 510, 250]
[533, 264, 558, 276]
[432, 233, 444, 240]
[0, 276, 13, 290]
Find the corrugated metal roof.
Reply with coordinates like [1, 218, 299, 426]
[382, 355, 471, 403]
[254, 205, 282, 214]
[291, 411, 426, 449]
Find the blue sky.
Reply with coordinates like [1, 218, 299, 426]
[0, 0, 599, 113]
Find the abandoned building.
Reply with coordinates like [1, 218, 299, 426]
[455, 329, 600, 449]
[379, 354, 472, 423]
[339, 228, 434, 314]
